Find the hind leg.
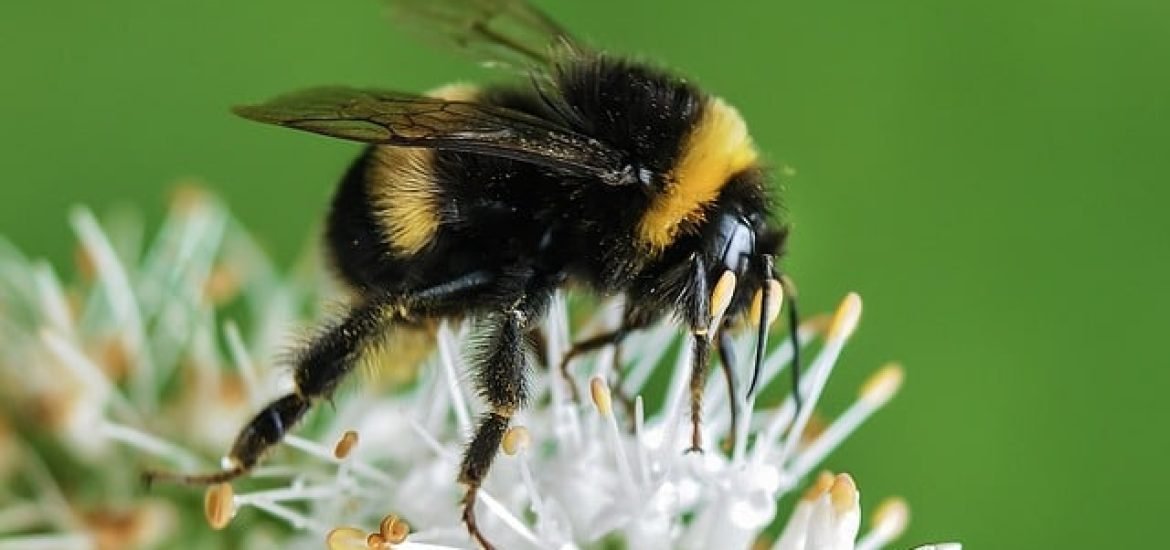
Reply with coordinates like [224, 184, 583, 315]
[144, 272, 495, 486]
[143, 296, 397, 485]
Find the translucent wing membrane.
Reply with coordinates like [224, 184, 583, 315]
[385, 0, 582, 70]
[234, 86, 635, 185]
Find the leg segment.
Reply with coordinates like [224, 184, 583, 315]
[686, 332, 712, 453]
[558, 304, 654, 403]
[608, 340, 640, 429]
[683, 255, 713, 454]
[144, 296, 396, 485]
[144, 273, 495, 487]
[460, 412, 510, 550]
[558, 328, 624, 400]
[458, 283, 550, 550]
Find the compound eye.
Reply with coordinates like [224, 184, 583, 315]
[716, 214, 756, 274]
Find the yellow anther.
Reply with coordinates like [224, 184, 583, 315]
[800, 412, 829, 444]
[502, 426, 531, 456]
[829, 473, 859, 514]
[801, 470, 836, 502]
[325, 527, 368, 550]
[872, 497, 910, 538]
[204, 264, 241, 305]
[590, 376, 613, 417]
[333, 429, 360, 460]
[801, 313, 832, 336]
[827, 293, 863, 342]
[379, 513, 410, 544]
[169, 182, 212, 214]
[860, 362, 904, 405]
[203, 483, 235, 530]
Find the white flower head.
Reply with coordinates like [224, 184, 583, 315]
[280, 289, 906, 550]
[0, 192, 958, 550]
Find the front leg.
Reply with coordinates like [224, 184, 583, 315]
[684, 256, 713, 454]
[686, 332, 713, 454]
[459, 286, 549, 550]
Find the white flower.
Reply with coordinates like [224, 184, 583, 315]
[0, 191, 958, 550]
[278, 290, 910, 550]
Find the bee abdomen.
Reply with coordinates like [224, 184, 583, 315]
[325, 147, 390, 291]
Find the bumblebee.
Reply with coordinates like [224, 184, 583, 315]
[147, 0, 802, 547]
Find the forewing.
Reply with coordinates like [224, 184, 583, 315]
[234, 86, 633, 185]
[385, 0, 583, 70]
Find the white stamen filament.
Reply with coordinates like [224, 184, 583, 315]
[70, 207, 155, 410]
[475, 490, 542, 547]
[284, 435, 396, 487]
[592, 377, 638, 495]
[99, 420, 203, 469]
[436, 322, 473, 437]
[32, 263, 73, 336]
[776, 294, 862, 468]
[789, 370, 902, 480]
[223, 321, 262, 406]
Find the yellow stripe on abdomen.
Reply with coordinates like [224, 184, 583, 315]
[368, 146, 441, 256]
[368, 83, 480, 256]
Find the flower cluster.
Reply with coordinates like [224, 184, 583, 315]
[0, 191, 958, 549]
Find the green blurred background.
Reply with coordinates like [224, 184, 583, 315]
[3, 0, 1168, 547]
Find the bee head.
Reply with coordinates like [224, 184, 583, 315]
[699, 193, 786, 324]
[688, 168, 796, 398]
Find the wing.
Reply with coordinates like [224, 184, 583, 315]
[384, 0, 584, 71]
[234, 86, 636, 186]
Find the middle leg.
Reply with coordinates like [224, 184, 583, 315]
[557, 312, 650, 402]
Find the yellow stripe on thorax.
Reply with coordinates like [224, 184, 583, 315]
[637, 97, 759, 252]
